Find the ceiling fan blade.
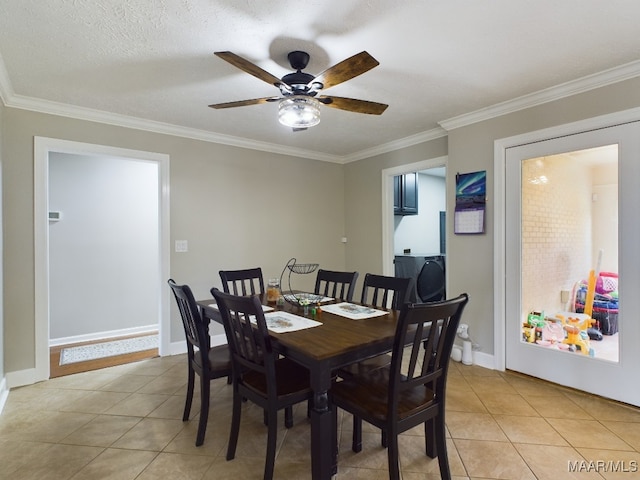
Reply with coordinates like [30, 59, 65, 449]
[318, 96, 388, 115]
[214, 51, 284, 88]
[311, 51, 380, 90]
[209, 97, 280, 109]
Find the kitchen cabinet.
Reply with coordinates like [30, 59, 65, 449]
[393, 172, 418, 215]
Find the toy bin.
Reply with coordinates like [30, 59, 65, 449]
[575, 301, 619, 335]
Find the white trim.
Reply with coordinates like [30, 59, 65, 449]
[49, 325, 158, 348]
[381, 156, 448, 277]
[0, 376, 8, 414]
[8, 94, 343, 164]
[493, 106, 640, 374]
[169, 341, 187, 356]
[4, 62, 640, 162]
[343, 128, 447, 163]
[471, 351, 494, 371]
[168, 333, 226, 357]
[6, 368, 39, 389]
[440, 59, 640, 131]
[209, 333, 227, 348]
[34, 137, 171, 384]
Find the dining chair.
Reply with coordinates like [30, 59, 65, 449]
[331, 293, 469, 480]
[167, 279, 232, 447]
[314, 268, 359, 301]
[219, 267, 265, 296]
[212, 289, 312, 480]
[339, 273, 412, 377]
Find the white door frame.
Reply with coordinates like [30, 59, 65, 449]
[34, 137, 170, 382]
[381, 156, 447, 276]
[494, 107, 640, 406]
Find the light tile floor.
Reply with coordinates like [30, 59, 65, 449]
[1, 355, 639, 479]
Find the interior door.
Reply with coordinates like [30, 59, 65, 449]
[505, 121, 640, 407]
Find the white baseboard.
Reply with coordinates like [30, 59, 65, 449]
[472, 351, 498, 370]
[168, 341, 187, 356]
[5, 367, 41, 389]
[210, 333, 227, 348]
[0, 376, 9, 414]
[49, 325, 158, 347]
[167, 333, 227, 357]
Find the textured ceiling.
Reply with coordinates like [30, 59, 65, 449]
[2, 1, 640, 161]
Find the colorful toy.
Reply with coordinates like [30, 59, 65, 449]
[555, 313, 595, 356]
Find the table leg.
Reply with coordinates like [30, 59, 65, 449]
[309, 376, 337, 479]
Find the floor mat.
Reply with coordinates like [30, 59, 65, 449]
[59, 334, 158, 365]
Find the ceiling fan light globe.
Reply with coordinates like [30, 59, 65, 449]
[278, 96, 321, 128]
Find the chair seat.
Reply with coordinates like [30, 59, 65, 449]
[332, 368, 436, 423]
[208, 345, 232, 374]
[244, 358, 311, 399]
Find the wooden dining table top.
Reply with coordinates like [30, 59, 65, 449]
[197, 293, 400, 367]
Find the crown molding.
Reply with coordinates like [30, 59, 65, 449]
[439, 59, 640, 131]
[4, 56, 640, 161]
[2, 91, 344, 163]
[342, 127, 447, 163]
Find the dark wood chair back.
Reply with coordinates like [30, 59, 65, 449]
[360, 273, 411, 310]
[390, 294, 468, 415]
[211, 288, 311, 480]
[168, 279, 231, 446]
[331, 293, 469, 480]
[213, 290, 275, 386]
[168, 278, 210, 368]
[219, 267, 265, 296]
[314, 269, 359, 301]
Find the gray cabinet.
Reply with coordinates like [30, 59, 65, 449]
[393, 173, 418, 215]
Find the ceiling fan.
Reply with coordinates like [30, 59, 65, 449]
[209, 50, 388, 130]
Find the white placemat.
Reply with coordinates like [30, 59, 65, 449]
[262, 311, 322, 333]
[320, 302, 388, 320]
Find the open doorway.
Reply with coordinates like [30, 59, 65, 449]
[48, 152, 161, 377]
[34, 137, 170, 383]
[381, 157, 447, 297]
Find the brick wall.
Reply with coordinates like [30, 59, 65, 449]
[521, 154, 592, 318]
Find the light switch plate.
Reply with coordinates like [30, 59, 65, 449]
[175, 240, 188, 252]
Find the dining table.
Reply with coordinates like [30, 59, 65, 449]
[197, 293, 400, 480]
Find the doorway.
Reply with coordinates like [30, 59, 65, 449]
[34, 137, 170, 383]
[381, 156, 447, 279]
[497, 119, 640, 407]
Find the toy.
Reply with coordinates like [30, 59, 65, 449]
[555, 314, 595, 356]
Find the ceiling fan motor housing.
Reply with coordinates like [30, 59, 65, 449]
[283, 51, 317, 95]
[288, 51, 310, 70]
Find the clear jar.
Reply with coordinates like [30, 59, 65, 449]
[267, 278, 280, 303]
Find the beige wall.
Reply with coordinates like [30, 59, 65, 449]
[2, 108, 345, 373]
[343, 139, 448, 275]
[4, 75, 640, 377]
[345, 76, 640, 357]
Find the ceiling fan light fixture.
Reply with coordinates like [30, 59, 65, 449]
[278, 95, 321, 128]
